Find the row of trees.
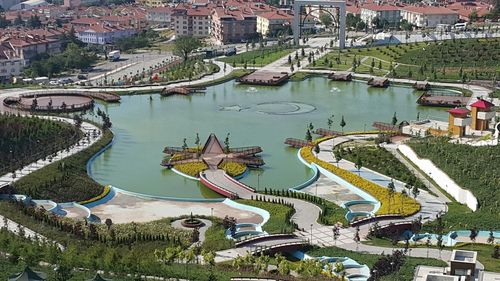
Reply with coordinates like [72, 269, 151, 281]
[25, 43, 97, 78]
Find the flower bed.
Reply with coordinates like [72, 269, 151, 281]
[79, 185, 111, 205]
[174, 162, 208, 177]
[219, 162, 247, 177]
[300, 146, 420, 217]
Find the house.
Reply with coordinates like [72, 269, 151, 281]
[256, 10, 292, 38]
[401, 6, 458, 28]
[76, 24, 136, 45]
[0, 44, 24, 82]
[360, 4, 400, 27]
[146, 6, 172, 27]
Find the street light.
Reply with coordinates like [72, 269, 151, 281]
[310, 224, 313, 244]
[211, 207, 214, 217]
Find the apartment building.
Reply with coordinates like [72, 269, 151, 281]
[211, 7, 257, 44]
[146, 6, 172, 27]
[0, 44, 24, 81]
[256, 10, 292, 38]
[401, 6, 458, 28]
[171, 4, 211, 37]
[360, 4, 400, 27]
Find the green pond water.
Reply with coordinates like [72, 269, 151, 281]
[89, 77, 448, 199]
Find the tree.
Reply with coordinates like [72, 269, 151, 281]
[314, 144, 320, 154]
[104, 218, 113, 231]
[353, 226, 360, 251]
[27, 15, 41, 28]
[392, 112, 398, 126]
[320, 13, 333, 28]
[487, 229, 495, 246]
[334, 147, 343, 167]
[425, 235, 431, 258]
[355, 156, 363, 175]
[340, 116, 346, 133]
[0, 16, 10, 28]
[173, 36, 201, 61]
[305, 129, 312, 142]
[387, 180, 395, 212]
[332, 225, 340, 246]
[470, 227, 478, 249]
[327, 114, 334, 130]
[13, 14, 23, 26]
[411, 185, 420, 199]
[224, 133, 230, 153]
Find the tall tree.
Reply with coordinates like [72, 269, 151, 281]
[340, 116, 346, 133]
[173, 36, 201, 61]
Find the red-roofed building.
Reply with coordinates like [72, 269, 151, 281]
[470, 98, 495, 131]
[360, 4, 401, 27]
[401, 6, 458, 27]
[171, 4, 211, 37]
[256, 10, 292, 38]
[448, 107, 470, 136]
[447, 1, 492, 22]
[211, 7, 257, 44]
[0, 44, 24, 82]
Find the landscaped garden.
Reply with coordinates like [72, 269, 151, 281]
[308, 246, 447, 281]
[341, 145, 428, 192]
[315, 38, 500, 82]
[300, 145, 420, 217]
[237, 198, 296, 234]
[219, 45, 295, 67]
[10, 120, 112, 202]
[408, 137, 500, 230]
[0, 114, 81, 175]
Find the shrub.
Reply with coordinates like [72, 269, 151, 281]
[173, 162, 208, 177]
[218, 162, 247, 177]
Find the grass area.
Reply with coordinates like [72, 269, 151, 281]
[219, 46, 295, 67]
[161, 59, 219, 82]
[0, 114, 81, 175]
[201, 219, 235, 251]
[341, 145, 428, 192]
[236, 199, 296, 234]
[309, 50, 354, 71]
[307, 246, 447, 281]
[11, 129, 113, 202]
[408, 137, 500, 229]
[289, 71, 324, 81]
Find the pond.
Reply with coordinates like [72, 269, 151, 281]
[89, 77, 448, 199]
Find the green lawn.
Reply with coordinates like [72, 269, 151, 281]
[236, 199, 295, 234]
[490, 89, 500, 99]
[201, 219, 235, 251]
[219, 47, 295, 67]
[309, 50, 354, 71]
[307, 246, 446, 281]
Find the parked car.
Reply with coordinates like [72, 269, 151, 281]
[77, 74, 87, 80]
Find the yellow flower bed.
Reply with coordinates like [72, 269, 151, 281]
[174, 162, 208, 177]
[79, 185, 111, 205]
[219, 162, 247, 177]
[300, 147, 420, 216]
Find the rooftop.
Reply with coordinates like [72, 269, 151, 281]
[361, 4, 400, 11]
[448, 108, 470, 115]
[470, 98, 495, 109]
[450, 249, 477, 263]
[402, 6, 458, 15]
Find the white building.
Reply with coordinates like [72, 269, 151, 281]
[146, 7, 172, 27]
[401, 6, 458, 28]
[9, 0, 47, 11]
[256, 11, 292, 38]
[0, 45, 24, 82]
[360, 4, 400, 27]
[76, 25, 136, 45]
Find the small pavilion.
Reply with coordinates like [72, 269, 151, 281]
[470, 98, 495, 131]
[447, 108, 470, 137]
[8, 266, 46, 281]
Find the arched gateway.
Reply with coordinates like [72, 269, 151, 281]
[293, 0, 347, 48]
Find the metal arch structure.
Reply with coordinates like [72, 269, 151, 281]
[293, 0, 346, 48]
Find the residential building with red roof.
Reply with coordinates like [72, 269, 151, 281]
[401, 6, 458, 27]
[211, 6, 258, 44]
[171, 4, 211, 37]
[256, 10, 292, 38]
[360, 4, 401, 27]
[75, 23, 136, 45]
[446, 1, 492, 22]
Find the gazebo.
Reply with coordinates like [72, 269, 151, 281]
[8, 266, 46, 281]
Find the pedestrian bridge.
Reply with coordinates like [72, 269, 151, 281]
[200, 169, 255, 199]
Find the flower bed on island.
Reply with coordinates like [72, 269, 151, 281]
[300, 146, 420, 217]
[174, 162, 208, 177]
[218, 162, 247, 177]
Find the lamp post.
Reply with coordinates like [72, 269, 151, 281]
[211, 208, 214, 217]
[310, 224, 313, 244]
